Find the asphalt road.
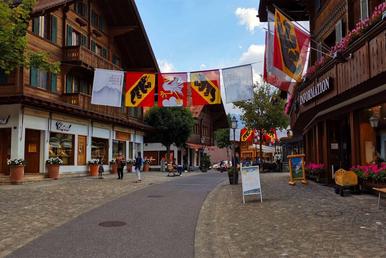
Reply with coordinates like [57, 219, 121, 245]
[7, 172, 225, 258]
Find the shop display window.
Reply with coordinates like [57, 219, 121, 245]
[49, 133, 74, 165]
[91, 137, 108, 164]
[359, 104, 386, 164]
[113, 140, 126, 158]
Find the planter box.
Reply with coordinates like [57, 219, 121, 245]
[110, 163, 117, 174]
[47, 165, 60, 179]
[9, 165, 24, 184]
[143, 164, 150, 172]
[89, 164, 99, 176]
[127, 164, 133, 173]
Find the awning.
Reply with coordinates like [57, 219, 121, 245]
[186, 143, 204, 150]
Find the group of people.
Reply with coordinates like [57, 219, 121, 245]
[98, 151, 143, 182]
[160, 157, 184, 176]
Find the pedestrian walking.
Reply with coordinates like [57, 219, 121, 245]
[160, 157, 166, 172]
[135, 153, 143, 182]
[116, 151, 125, 180]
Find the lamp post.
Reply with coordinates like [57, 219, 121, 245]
[231, 116, 238, 184]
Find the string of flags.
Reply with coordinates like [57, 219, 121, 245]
[91, 64, 254, 108]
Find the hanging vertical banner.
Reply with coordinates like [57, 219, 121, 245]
[158, 73, 188, 107]
[91, 68, 124, 107]
[222, 65, 253, 103]
[240, 128, 255, 142]
[125, 72, 156, 107]
[273, 9, 310, 82]
[190, 70, 221, 105]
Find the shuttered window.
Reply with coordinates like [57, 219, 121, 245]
[0, 69, 8, 84]
[30, 67, 38, 87]
[50, 73, 57, 92]
[30, 67, 49, 89]
[66, 25, 73, 46]
[66, 74, 73, 93]
[50, 16, 57, 43]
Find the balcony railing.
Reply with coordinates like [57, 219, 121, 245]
[62, 93, 131, 121]
[63, 46, 121, 71]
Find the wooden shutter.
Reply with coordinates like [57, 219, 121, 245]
[50, 73, 57, 92]
[32, 17, 40, 34]
[91, 41, 96, 52]
[30, 67, 38, 86]
[50, 15, 57, 43]
[66, 25, 73, 46]
[66, 74, 73, 93]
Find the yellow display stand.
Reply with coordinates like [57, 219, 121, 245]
[287, 154, 307, 185]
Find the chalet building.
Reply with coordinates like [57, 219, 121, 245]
[259, 0, 386, 181]
[0, 0, 159, 175]
[144, 104, 228, 170]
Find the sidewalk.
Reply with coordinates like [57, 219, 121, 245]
[0, 172, 196, 257]
[195, 173, 386, 258]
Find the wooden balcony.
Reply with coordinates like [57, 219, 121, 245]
[62, 93, 130, 120]
[63, 46, 121, 71]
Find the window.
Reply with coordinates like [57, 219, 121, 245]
[78, 135, 87, 165]
[360, 0, 369, 20]
[91, 10, 106, 32]
[65, 74, 90, 94]
[113, 140, 126, 158]
[0, 69, 8, 84]
[90, 40, 108, 59]
[74, 1, 88, 17]
[32, 15, 57, 43]
[66, 25, 87, 46]
[112, 55, 121, 66]
[49, 133, 75, 165]
[91, 137, 109, 164]
[30, 67, 53, 90]
[335, 20, 343, 43]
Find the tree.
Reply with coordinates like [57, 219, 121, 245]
[0, 0, 60, 74]
[214, 114, 231, 160]
[234, 82, 288, 160]
[144, 107, 195, 163]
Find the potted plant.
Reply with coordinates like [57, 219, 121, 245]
[126, 159, 133, 173]
[199, 153, 211, 172]
[46, 157, 63, 179]
[7, 158, 26, 184]
[143, 159, 150, 172]
[110, 159, 118, 174]
[227, 166, 239, 185]
[88, 159, 100, 176]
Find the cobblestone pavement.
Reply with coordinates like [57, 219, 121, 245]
[195, 173, 386, 258]
[0, 172, 196, 258]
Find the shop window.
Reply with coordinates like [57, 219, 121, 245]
[359, 104, 386, 165]
[32, 15, 57, 43]
[66, 25, 87, 47]
[0, 69, 8, 84]
[91, 137, 108, 164]
[49, 133, 75, 165]
[113, 140, 126, 158]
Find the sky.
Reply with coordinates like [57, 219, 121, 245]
[136, 0, 266, 115]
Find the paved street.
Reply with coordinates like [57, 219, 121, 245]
[0, 172, 199, 257]
[5, 172, 225, 258]
[196, 173, 386, 258]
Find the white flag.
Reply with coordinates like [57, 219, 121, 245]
[222, 64, 253, 103]
[91, 68, 124, 107]
[229, 128, 241, 142]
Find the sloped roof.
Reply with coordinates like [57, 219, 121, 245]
[32, 0, 75, 14]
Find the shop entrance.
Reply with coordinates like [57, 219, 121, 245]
[327, 116, 351, 171]
[0, 128, 11, 174]
[25, 129, 41, 174]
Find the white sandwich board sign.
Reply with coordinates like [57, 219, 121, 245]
[240, 165, 262, 204]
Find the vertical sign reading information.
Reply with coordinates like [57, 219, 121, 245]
[241, 165, 262, 204]
[287, 154, 307, 185]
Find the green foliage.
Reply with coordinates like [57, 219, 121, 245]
[145, 107, 195, 157]
[214, 128, 230, 149]
[0, 0, 60, 74]
[200, 153, 211, 170]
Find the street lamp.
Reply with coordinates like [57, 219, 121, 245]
[231, 116, 238, 184]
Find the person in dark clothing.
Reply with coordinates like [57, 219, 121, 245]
[116, 151, 124, 180]
[98, 157, 104, 179]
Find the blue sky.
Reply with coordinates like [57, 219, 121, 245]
[136, 0, 266, 115]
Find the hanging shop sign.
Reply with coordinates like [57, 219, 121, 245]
[55, 121, 72, 132]
[0, 115, 10, 125]
[299, 77, 331, 105]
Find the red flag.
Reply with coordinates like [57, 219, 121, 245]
[158, 73, 188, 107]
[273, 9, 310, 82]
[190, 70, 221, 105]
[125, 72, 155, 107]
[240, 128, 255, 142]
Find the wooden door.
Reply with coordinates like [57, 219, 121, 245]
[25, 129, 41, 174]
[77, 135, 87, 165]
[0, 128, 11, 174]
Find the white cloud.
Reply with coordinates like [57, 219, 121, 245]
[235, 7, 260, 33]
[200, 64, 207, 70]
[239, 44, 265, 82]
[158, 60, 175, 73]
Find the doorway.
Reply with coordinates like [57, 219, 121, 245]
[0, 128, 11, 174]
[328, 115, 352, 171]
[25, 129, 41, 174]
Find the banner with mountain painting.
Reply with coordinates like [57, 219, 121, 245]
[190, 70, 221, 105]
[240, 128, 255, 142]
[91, 68, 125, 107]
[273, 9, 310, 82]
[222, 65, 253, 103]
[125, 72, 156, 107]
[158, 73, 188, 107]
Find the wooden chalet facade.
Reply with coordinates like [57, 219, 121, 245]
[144, 104, 228, 170]
[0, 0, 159, 175]
[259, 0, 386, 182]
